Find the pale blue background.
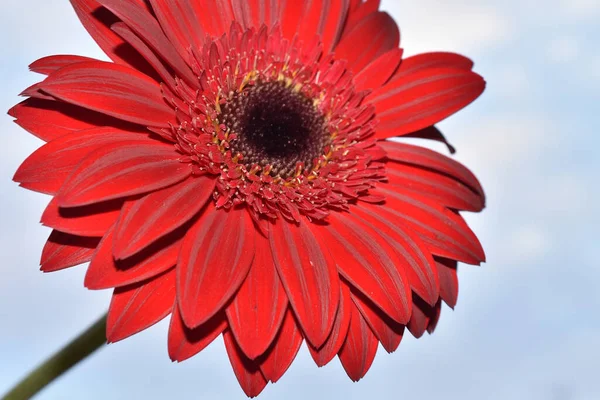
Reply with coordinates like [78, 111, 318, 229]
[1, 1, 599, 399]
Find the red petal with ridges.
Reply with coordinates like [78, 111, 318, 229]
[319, 0, 351, 53]
[168, 306, 227, 362]
[338, 304, 378, 382]
[19, 83, 57, 101]
[436, 258, 459, 308]
[392, 52, 475, 81]
[352, 292, 405, 353]
[148, 0, 206, 61]
[269, 219, 340, 348]
[260, 309, 303, 383]
[41, 231, 100, 272]
[41, 197, 121, 237]
[69, 0, 156, 74]
[113, 176, 215, 260]
[320, 213, 412, 323]
[354, 48, 403, 92]
[96, 0, 197, 85]
[40, 61, 176, 127]
[223, 330, 268, 398]
[385, 161, 484, 212]
[380, 141, 485, 199]
[56, 141, 190, 208]
[230, 0, 270, 28]
[226, 234, 288, 360]
[8, 98, 142, 142]
[358, 206, 439, 304]
[107, 268, 176, 342]
[335, 12, 399, 74]
[278, 0, 348, 51]
[111, 22, 178, 91]
[351, 204, 440, 306]
[178, 206, 255, 328]
[427, 299, 442, 334]
[85, 224, 181, 289]
[308, 283, 352, 367]
[369, 68, 485, 139]
[407, 295, 432, 338]
[403, 126, 456, 154]
[345, 0, 380, 28]
[374, 187, 485, 264]
[29, 55, 96, 75]
[278, 1, 305, 41]
[14, 127, 150, 195]
[188, 0, 234, 38]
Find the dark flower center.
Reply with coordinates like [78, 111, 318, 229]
[221, 80, 330, 177]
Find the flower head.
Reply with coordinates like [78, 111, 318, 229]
[10, 0, 486, 396]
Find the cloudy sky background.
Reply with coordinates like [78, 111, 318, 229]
[1, 0, 598, 399]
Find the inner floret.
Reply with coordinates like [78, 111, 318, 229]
[167, 24, 385, 221]
[221, 80, 331, 178]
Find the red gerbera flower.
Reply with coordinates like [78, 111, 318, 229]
[10, 0, 486, 397]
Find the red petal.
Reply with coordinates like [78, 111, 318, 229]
[380, 141, 485, 200]
[113, 176, 215, 259]
[369, 68, 485, 139]
[335, 12, 399, 74]
[385, 161, 484, 212]
[393, 52, 475, 79]
[168, 306, 226, 362]
[407, 295, 433, 338]
[403, 126, 456, 154]
[40, 61, 175, 127]
[111, 22, 178, 91]
[308, 283, 352, 367]
[106, 268, 176, 342]
[97, 0, 197, 85]
[345, 0, 380, 29]
[178, 206, 255, 328]
[85, 224, 181, 289]
[8, 98, 141, 142]
[187, 0, 234, 38]
[14, 127, 150, 195]
[260, 309, 303, 383]
[319, 0, 351, 53]
[374, 187, 485, 264]
[223, 330, 268, 398]
[69, 0, 157, 74]
[319, 213, 412, 323]
[427, 299, 442, 334]
[279, 1, 348, 51]
[352, 292, 405, 353]
[41, 231, 100, 272]
[56, 141, 190, 207]
[351, 204, 441, 306]
[354, 48, 403, 92]
[29, 55, 96, 75]
[147, 0, 206, 61]
[226, 234, 288, 360]
[41, 197, 121, 237]
[338, 304, 378, 382]
[269, 219, 340, 348]
[436, 258, 459, 308]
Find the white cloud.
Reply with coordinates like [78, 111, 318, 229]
[506, 224, 551, 262]
[546, 36, 581, 64]
[380, 0, 514, 55]
[494, 63, 533, 99]
[558, 0, 600, 20]
[1, 0, 106, 61]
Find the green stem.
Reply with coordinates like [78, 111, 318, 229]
[2, 313, 108, 400]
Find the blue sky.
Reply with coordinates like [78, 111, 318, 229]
[1, 1, 599, 399]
